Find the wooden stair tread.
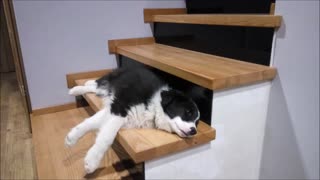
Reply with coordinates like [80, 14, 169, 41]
[146, 13, 281, 28]
[75, 78, 216, 163]
[113, 42, 277, 90]
[76, 78, 104, 112]
[31, 108, 141, 179]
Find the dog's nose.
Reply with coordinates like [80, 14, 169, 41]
[189, 127, 197, 136]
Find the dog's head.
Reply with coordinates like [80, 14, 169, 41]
[161, 90, 200, 138]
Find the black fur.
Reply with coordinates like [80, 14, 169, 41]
[95, 68, 199, 124]
[96, 68, 164, 116]
[161, 90, 199, 122]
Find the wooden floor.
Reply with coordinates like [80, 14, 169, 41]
[31, 107, 143, 179]
[0, 72, 37, 179]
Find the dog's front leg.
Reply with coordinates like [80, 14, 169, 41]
[68, 80, 97, 96]
[84, 115, 125, 174]
[65, 108, 108, 147]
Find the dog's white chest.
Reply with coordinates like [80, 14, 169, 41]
[122, 104, 156, 129]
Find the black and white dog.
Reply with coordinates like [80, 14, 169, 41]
[65, 68, 200, 173]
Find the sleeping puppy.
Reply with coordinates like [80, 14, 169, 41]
[65, 67, 200, 174]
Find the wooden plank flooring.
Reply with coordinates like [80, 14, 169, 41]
[0, 72, 36, 179]
[31, 107, 143, 179]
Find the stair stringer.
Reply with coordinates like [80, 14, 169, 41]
[144, 81, 271, 179]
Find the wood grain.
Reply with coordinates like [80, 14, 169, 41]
[0, 73, 37, 179]
[112, 42, 277, 90]
[270, 3, 275, 15]
[150, 14, 282, 28]
[108, 37, 155, 54]
[32, 102, 77, 116]
[75, 78, 216, 163]
[66, 69, 112, 88]
[118, 121, 215, 163]
[144, 8, 187, 23]
[31, 108, 141, 179]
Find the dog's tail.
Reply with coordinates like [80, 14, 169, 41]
[69, 80, 97, 96]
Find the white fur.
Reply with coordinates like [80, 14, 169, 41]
[122, 86, 172, 131]
[84, 115, 125, 173]
[65, 108, 108, 147]
[69, 83, 97, 96]
[169, 117, 196, 138]
[84, 80, 97, 86]
[66, 82, 197, 173]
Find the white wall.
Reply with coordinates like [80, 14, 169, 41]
[145, 82, 272, 179]
[13, 0, 185, 110]
[260, 1, 319, 179]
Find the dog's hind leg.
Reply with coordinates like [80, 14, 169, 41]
[68, 80, 98, 96]
[84, 80, 96, 86]
[84, 115, 125, 174]
[65, 108, 108, 147]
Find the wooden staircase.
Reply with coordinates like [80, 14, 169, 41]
[144, 8, 281, 27]
[143, 7, 280, 27]
[31, 7, 281, 179]
[109, 39, 277, 90]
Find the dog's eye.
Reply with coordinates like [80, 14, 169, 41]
[185, 109, 192, 116]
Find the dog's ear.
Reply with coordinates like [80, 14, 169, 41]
[160, 90, 175, 109]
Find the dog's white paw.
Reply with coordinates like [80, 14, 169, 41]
[69, 86, 85, 96]
[84, 80, 96, 86]
[65, 132, 77, 147]
[84, 148, 104, 174]
[69, 86, 77, 96]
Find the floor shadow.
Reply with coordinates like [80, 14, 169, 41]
[84, 167, 108, 179]
[112, 159, 136, 172]
[120, 172, 144, 180]
[83, 159, 144, 180]
[112, 140, 145, 179]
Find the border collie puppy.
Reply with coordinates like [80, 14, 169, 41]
[65, 68, 200, 173]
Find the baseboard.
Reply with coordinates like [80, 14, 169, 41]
[32, 69, 113, 116]
[31, 102, 77, 116]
